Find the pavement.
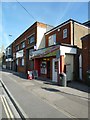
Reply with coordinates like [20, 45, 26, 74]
[0, 69, 89, 119]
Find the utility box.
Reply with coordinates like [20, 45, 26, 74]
[59, 73, 67, 87]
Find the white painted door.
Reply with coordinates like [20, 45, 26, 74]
[65, 55, 74, 81]
[52, 59, 58, 82]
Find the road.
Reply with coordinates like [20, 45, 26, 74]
[0, 69, 88, 119]
[0, 70, 71, 118]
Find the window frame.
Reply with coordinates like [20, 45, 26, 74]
[16, 45, 19, 51]
[63, 28, 67, 39]
[48, 34, 56, 46]
[28, 35, 35, 44]
[20, 58, 24, 66]
[21, 41, 25, 48]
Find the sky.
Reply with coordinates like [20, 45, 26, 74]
[0, 2, 89, 50]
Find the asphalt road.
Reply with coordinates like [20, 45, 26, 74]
[0, 70, 70, 118]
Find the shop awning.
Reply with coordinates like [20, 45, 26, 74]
[31, 45, 60, 59]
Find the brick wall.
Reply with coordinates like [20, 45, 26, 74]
[82, 34, 90, 82]
[45, 22, 72, 47]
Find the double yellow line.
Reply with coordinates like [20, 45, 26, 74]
[1, 96, 14, 119]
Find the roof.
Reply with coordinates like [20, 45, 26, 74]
[83, 20, 90, 27]
[31, 45, 60, 59]
[45, 19, 89, 35]
[8, 21, 53, 47]
[30, 43, 77, 59]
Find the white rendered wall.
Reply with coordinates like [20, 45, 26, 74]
[37, 26, 46, 49]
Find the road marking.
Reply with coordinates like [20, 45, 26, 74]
[1, 96, 10, 118]
[3, 96, 14, 119]
[0, 79, 29, 118]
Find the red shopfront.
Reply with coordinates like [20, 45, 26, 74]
[32, 44, 77, 83]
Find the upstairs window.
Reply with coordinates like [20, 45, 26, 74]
[28, 35, 35, 44]
[8, 48, 11, 55]
[16, 45, 19, 51]
[48, 34, 56, 46]
[63, 29, 67, 39]
[21, 42, 25, 48]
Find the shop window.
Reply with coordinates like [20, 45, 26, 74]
[48, 34, 56, 46]
[40, 61, 47, 74]
[63, 29, 67, 39]
[20, 58, 24, 66]
[29, 49, 34, 60]
[29, 60, 34, 70]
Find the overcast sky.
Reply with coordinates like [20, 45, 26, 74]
[1, 2, 88, 49]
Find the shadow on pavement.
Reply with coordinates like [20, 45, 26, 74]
[67, 81, 89, 93]
[41, 86, 88, 99]
[36, 77, 89, 93]
[41, 87, 60, 92]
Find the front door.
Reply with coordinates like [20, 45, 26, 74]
[52, 59, 58, 82]
[47, 61, 50, 79]
[65, 54, 73, 81]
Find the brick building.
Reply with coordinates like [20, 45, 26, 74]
[81, 34, 90, 83]
[5, 19, 89, 83]
[31, 19, 89, 83]
[9, 22, 53, 76]
[6, 44, 13, 70]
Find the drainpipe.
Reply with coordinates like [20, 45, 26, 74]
[73, 20, 74, 46]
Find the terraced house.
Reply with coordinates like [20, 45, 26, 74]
[5, 19, 89, 83]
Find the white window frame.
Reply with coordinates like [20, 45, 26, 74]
[8, 48, 11, 55]
[22, 58, 24, 66]
[28, 35, 35, 44]
[16, 59, 18, 65]
[21, 42, 25, 48]
[48, 34, 56, 46]
[63, 29, 67, 39]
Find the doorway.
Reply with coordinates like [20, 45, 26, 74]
[52, 59, 58, 82]
[47, 61, 50, 79]
[65, 54, 74, 81]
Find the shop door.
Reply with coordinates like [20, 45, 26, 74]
[65, 55, 73, 81]
[52, 59, 58, 82]
[47, 61, 50, 79]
